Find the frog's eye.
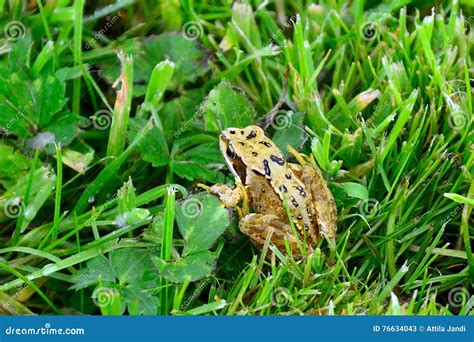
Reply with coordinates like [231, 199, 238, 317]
[226, 145, 237, 159]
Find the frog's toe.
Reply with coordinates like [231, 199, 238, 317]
[210, 184, 242, 208]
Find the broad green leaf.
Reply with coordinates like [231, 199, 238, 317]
[122, 286, 159, 315]
[102, 34, 210, 95]
[201, 80, 255, 132]
[159, 88, 206, 142]
[176, 192, 230, 255]
[142, 215, 165, 244]
[0, 143, 32, 190]
[128, 117, 169, 167]
[173, 141, 225, 183]
[70, 255, 116, 290]
[152, 250, 216, 283]
[340, 182, 369, 200]
[71, 249, 157, 290]
[0, 36, 79, 145]
[271, 111, 306, 157]
[109, 249, 156, 286]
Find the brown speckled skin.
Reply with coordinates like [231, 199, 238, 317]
[211, 125, 337, 258]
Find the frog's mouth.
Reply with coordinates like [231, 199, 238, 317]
[220, 135, 247, 184]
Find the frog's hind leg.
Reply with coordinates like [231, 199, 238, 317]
[240, 214, 313, 259]
[299, 164, 337, 244]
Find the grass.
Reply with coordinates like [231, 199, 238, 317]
[0, 0, 472, 316]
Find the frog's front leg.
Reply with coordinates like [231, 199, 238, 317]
[240, 214, 313, 259]
[210, 181, 249, 217]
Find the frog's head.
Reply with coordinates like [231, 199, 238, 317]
[219, 125, 283, 183]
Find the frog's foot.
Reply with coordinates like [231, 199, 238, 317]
[208, 182, 249, 217]
[239, 214, 313, 259]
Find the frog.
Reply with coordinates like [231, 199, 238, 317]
[211, 125, 337, 258]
